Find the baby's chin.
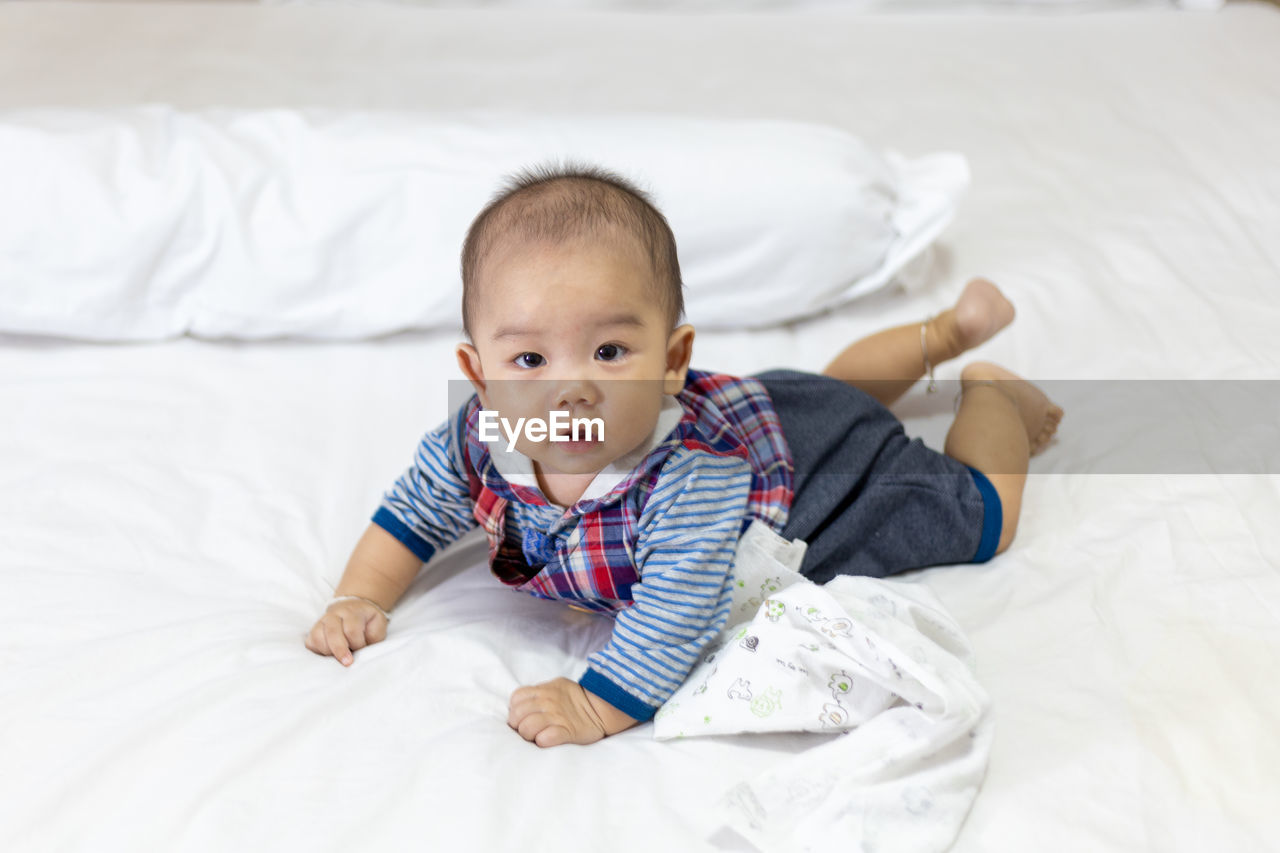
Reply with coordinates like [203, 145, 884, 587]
[529, 437, 635, 476]
[535, 443, 613, 472]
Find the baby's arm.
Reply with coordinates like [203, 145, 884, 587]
[508, 449, 751, 747]
[305, 523, 422, 666]
[306, 402, 479, 665]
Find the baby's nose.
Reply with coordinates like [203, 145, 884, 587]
[554, 377, 600, 410]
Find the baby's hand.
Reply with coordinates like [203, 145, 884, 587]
[304, 598, 388, 666]
[508, 677, 639, 747]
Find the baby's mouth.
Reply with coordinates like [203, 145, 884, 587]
[552, 418, 605, 448]
[554, 429, 602, 443]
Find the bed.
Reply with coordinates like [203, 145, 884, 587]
[2, 1, 1279, 851]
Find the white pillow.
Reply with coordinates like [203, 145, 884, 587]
[0, 107, 967, 341]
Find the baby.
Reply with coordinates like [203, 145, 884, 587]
[305, 164, 1062, 747]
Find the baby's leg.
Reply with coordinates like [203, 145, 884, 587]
[944, 362, 1063, 554]
[822, 278, 1015, 407]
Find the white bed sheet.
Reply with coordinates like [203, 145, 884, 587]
[3, 2, 1280, 851]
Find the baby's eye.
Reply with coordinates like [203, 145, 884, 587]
[596, 344, 627, 362]
[514, 352, 545, 369]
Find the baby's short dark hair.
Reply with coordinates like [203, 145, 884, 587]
[461, 163, 685, 337]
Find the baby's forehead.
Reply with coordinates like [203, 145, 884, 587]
[469, 235, 666, 334]
[461, 174, 680, 337]
[484, 217, 647, 263]
[476, 229, 653, 291]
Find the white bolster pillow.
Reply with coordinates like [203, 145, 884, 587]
[0, 107, 968, 341]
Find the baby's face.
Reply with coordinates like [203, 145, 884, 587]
[457, 237, 692, 483]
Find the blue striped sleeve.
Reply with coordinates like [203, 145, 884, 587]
[372, 406, 477, 565]
[580, 447, 750, 721]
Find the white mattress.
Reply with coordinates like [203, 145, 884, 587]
[3, 2, 1279, 851]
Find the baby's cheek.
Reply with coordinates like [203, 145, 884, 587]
[606, 400, 662, 452]
[488, 385, 544, 416]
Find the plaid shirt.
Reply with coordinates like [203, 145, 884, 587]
[373, 370, 794, 720]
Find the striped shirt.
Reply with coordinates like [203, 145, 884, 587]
[372, 370, 794, 721]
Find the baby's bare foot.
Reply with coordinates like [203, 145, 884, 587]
[960, 361, 1063, 455]
[952, 278, 1016, 351]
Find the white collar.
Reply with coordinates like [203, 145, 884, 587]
[488, 395, 685, 509]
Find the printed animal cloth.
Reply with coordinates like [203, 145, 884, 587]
[654, 521, 993, 853]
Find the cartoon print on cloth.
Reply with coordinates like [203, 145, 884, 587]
[802, 605, 855, 640]
[750, 687, 783, 718]
[746, 577, 784, 612]
[819, 702, 850, 728]
[668, 585, 901, 736]
[653, 520, 993, 853]
[816, 672, 857, 729]
[693, 666, 718, 696]
[819, 617, 853, 639]
[764, 599, 786, 622]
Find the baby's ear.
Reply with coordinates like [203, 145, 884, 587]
[663, 324, 696, 395]
[455, 343, 491, 407]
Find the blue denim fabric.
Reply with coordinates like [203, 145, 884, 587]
[754, 369, 1000, 584]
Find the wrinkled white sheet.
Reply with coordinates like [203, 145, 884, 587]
[2, 3, 1280, 852]
[655, 522, 993, 853]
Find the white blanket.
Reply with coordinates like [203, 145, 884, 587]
[656, 523, 992, 852]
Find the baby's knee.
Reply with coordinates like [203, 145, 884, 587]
[995, 516, 1018, 554]
[983, 472, 1024, 556]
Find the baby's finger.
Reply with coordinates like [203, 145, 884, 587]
[507, 697, 527, 730]
[305, 620, 337, 656]
[343, 617, 368, 652]
[324, 622, 354, 666]
[366, 614, 388, 645]
[304, 622, 324, 655]
[534, 725, 571, 749]
[516, 711, 558, 744]
[507, 688, 546, 729]
[509, 685, 534, 708]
